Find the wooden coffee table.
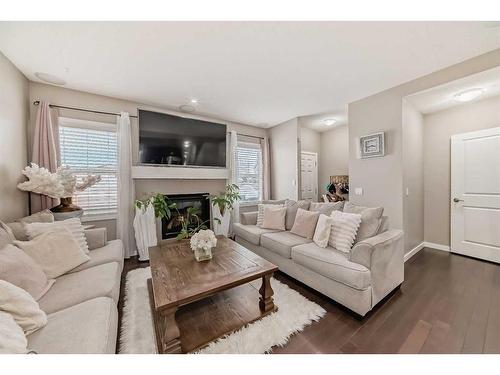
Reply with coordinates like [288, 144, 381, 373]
[148, 236, 278, 354]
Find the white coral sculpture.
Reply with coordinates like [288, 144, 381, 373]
[17, 163, 101, 198]
[190, 229, 217, 251]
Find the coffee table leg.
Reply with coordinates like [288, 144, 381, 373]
[158, 307, 182, 354]
[259, 273, 275, 313]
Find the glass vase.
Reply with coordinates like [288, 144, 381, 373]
[194, 246, 213, 262]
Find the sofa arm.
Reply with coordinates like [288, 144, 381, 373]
[85, 228, 108, 250]
[240, 211, 258, 225]
[350, 229, 404, 305]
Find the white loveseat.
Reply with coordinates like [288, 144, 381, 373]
[3, 220, 123, 354]
[233, 200, 404, 316]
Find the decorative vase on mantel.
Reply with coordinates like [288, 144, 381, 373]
[50, 197, 84, 221]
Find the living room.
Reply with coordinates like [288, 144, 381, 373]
[2, 2, 500, 373]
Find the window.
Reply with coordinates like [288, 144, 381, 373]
[235, 141, 262, 202]
[59, 118, 118, 219]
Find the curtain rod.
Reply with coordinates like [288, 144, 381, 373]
[33, 100, 139, 119]
[33, 100, 266, 139]
[231, 132, 265, 140]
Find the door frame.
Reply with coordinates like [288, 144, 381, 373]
[300, 151, 318, 201]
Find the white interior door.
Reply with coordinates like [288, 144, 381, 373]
[300, 152, 318, 201]
[451, 126, 500, 263]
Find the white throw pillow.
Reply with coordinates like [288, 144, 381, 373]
[257, 203, 283, 227]
[328, 211, 362, 253]
[0, 311, 27, 354]
[0, 280, 47, 335]
[261, 206, 286, 230]
[25, 218, 89, 254]
[313, 214, 334, 248]
[14, 228, 90, 279]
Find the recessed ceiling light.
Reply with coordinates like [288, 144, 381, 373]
[322, 118, 337, 126]
[454, 88, 484, 103]
[34, 72, 66, 86]
[190, 98, 199, 104]
[179, 105, 196, 113]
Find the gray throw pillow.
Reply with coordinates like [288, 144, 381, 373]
[284, 200, 311, 230]
[309, 201, 344, 216]
[343, 202, 384, 242]
[290, 208, 320, 239]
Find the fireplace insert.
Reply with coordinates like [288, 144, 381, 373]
[161, 193, 210, 239]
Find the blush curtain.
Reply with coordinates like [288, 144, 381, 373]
[117, 112, 136, 258]
[261, 136, 271, 200]
[30, 101, 60, 213]
[229, 131, 240, 229]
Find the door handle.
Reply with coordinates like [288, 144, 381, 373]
[453, 198, 464, 203]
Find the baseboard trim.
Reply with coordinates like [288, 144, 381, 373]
[423, 242, 450, 252]
[404, 242, 425, 262]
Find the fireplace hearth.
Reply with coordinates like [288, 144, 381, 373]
[161, 193, 210, 240]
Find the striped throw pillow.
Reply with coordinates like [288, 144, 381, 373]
[328, 211, 362, 253]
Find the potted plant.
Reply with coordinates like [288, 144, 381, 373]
[208, 184, 241, 236]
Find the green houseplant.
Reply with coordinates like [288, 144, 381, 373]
[208, 184, 241, 236]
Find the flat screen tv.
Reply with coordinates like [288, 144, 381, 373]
[138, 109, 227, 168]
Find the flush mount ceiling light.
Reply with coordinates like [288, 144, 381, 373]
[322, 118, 337, 126]
[34, 72, 66, 86]
[454, 88, 484, 102]
[179, 104, 196, 113]
[190, 98, 199, 104]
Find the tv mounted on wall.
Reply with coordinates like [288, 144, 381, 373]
[138, 109, 227, 168]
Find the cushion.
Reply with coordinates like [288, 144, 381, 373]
[0, 311, 27, 354]
[0, 280, 47, 335]
[313, 214, 334, 248]
[329, 211, 362, 253]
[0, 244, 55, 301]
[0, 221, 15, 248]
[292, 243, 371, 290]
[343, 202, 384, 242]
[26, 218, 89, 254]
[309, 201, 344, 216]
[6, 209, 55, 241]
[232, 223, 281, 246]
[257, 203, 284, 227]
[290, 208, 319, 239]
[261, 206, 286, 230]
[284, 200, 311, 230]
[261, 231, 312, 259]
[37, 262, 121, 314]
[27, 297, 117, 354]
[68, 239, 124, 273]
[14, 229, 90, 279]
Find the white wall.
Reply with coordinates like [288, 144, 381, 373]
[423, 94, 500, 247]
[402, 100, 424, 252]
[319, 124, 349, 197]
[0, 52, 29, 222]
[269, 118, 299, 200]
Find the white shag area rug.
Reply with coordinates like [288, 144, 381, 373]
[119, 267, 326, 354]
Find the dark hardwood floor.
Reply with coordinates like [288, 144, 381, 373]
[118, 247, 500, 354]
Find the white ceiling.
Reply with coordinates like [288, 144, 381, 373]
[0, 22, 499, 127]
[299, 107, 348, 132]
[406, 66, 500, 114]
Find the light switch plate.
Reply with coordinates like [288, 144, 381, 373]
[355, 187, 363, 196]
[406, 187, 410, 196]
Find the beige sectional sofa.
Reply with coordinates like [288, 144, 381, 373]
[3, 221, 123, 354]
[233, 200, 404, 316]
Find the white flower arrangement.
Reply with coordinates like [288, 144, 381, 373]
[190, 229, 217, 251]
[17, 163, 101, 198]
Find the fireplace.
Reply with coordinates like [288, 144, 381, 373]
[161, 193, 211, 240]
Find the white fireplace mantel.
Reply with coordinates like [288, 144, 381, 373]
[131, 165, 230, 180]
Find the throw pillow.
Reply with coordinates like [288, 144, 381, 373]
[0, 311, 27, 354]
[328, 210, 362, 253]
[257, 203, 284, 227]
[0, 244, 55, 301]
[0, 280, 47, 335]
[6, 209, 55, 241]
[313, 214, 334, 248]
[284, 200, 311, 230]
[0, 221, 15, 249]
[309, 201, 344, 216]
[290, 208, 320, 239]
[14, 228, 90, 279]
[25, 217, 89, 254]
[343, 202, 384, 242]
[261, 206, 286, 230]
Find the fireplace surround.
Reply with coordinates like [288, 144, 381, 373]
[161, 193, 211, 239]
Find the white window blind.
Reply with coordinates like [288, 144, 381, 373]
[59, 120, 118, 218]
[236, 141, 262, 202]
